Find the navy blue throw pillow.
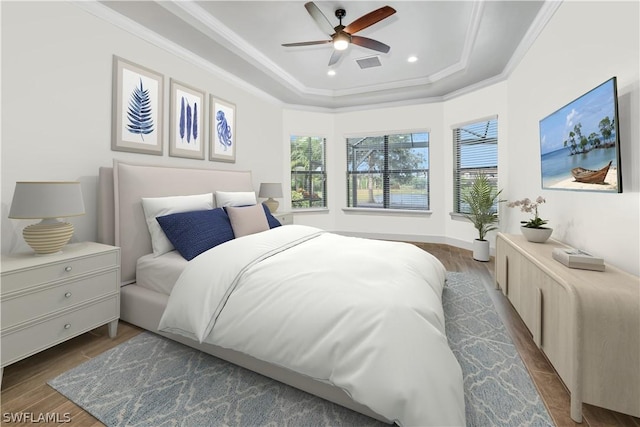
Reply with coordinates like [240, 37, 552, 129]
[156, 208, 235, 261]
[262, 203, 282, 228]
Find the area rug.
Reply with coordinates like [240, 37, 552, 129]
[49, 272, 552, 426]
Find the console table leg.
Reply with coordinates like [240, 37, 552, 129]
[571, 396, 583, 423]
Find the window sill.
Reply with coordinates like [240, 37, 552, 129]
[342, 207, 432, 216]
[449, 212, 469, 220]
[450, 212, 500, 222]
[291, 207, 329, 214]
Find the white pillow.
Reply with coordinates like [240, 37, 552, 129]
[215, 191, 257, 207]
[142, 193, 213, 257]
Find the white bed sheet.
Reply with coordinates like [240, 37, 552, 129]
[135, 251, 188, 295]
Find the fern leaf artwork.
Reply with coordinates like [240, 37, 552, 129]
[192, 103, 198, 141]
[186, 104, 192, 143]
[126, 78, 154, 141]
[179, 97, 185, 142]
[216, 110, 233, 150]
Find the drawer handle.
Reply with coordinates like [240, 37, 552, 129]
[64, 324, 71, 330]
[64, 292, 72, 298]
[64, 266, 72, 272]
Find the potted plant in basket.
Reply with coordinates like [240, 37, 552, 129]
[461, 172, 504, 261]
[507, 196, 552, 243]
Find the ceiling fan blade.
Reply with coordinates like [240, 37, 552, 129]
[304, 2, 336, 35]
[328, 50, 344, 66]
[351, 35, 390, 53]
[282, 40, 332, 47]
[344, 6, 396, 35]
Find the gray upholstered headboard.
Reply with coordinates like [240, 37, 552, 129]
[98, 160, 254, 284]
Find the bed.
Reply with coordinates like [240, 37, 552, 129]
[97, 160, 465, 426]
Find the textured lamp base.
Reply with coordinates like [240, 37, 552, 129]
[23, 221, 74, 255]
[264, 198, 279, 213]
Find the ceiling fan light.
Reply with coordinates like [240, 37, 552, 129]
[333, 34, 349, 51]
[333, 39, 349, 51]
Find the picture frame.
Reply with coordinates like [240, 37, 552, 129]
[169, 79, 205, 160]
[539, 77, 622, 193]
[112, 56, 164, 155]
[209, 95, 236, 163]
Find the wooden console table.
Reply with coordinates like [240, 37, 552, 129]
[495, 233, 639, 422]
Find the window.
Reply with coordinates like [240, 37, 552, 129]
[347, 132, 429, 210]
[453, 118, 498, 214]
[290, 136, 326, 209]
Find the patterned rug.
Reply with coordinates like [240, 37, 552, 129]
[443, 272, 552, 426]
[48, 272, 552, 426]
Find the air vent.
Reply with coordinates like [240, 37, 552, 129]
[356, 56, 382, 69]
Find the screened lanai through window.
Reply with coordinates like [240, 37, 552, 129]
[347, 132, 429, 210]
[453, 118, 498, 214]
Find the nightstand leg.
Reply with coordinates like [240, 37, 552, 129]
[108, 319, 118, 338]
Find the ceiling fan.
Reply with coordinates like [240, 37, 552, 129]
[282, 2, 396, 66]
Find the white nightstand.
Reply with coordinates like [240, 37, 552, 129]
[0, 242, 120, 385]
[272, 211, 293, 225]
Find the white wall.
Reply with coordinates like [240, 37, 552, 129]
[1, 2, 283, 254]
[506, 1, 639, 275]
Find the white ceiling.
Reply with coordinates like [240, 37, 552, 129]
[98, 1, 557, 110]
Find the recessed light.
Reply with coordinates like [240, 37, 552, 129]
[408, 56, 418, 63]
[327, 70, 336, 76]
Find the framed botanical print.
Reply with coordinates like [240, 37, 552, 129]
[209, 95, 236, 163]
[169, 79, 205, 159]
[112, 56, 163, 155]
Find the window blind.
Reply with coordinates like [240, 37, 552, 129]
[347, 132, 429, 210]
[453, 119, 498, 214]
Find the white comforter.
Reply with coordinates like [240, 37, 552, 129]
[158, 225, 465, 426]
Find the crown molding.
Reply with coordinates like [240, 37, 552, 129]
[71, 0, 283, 107]
[159, 1, 307, 95]
[442, 0, 562, 103]
[503, 0, 563, 76]
[165, 0, 485, 98]
[71, 0, 559, 112]
[429, 1, 484, 83]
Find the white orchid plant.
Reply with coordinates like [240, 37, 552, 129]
[507, 196, 548, 229]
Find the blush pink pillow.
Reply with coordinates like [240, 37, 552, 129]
[226, 204, 270, 237]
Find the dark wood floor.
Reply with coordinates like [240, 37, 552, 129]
[2, 243, 639, 427]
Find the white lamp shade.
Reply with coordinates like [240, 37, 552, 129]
[258, 183, 283, 198]
[9, 181, 85, 219]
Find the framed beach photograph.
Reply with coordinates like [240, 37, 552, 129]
[112, 56, 164, 155]
[209, 95, 236, 163]
[539, 77, 622, 193]
[169, 79, 205, 159]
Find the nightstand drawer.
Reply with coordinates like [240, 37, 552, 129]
[273, 212, 293, 225]
[1, 296, 119, 366]
[1, 251, 118, 293]
[1, 270, 118, 329]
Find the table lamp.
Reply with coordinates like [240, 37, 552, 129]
[9, 181, 85, 255]
[259, 182, 283, 213]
